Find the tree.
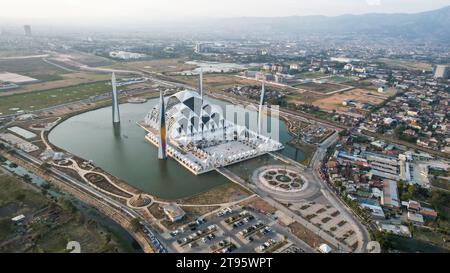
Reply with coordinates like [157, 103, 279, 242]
[338, 129, 349, 137]
[373, 230, 392, 250]
[75, 212, 85, 224]
[22, 174, 32, 183]
[130, 218, 142, 232]
[431, 191, 450, 221]
[15, 193, 26, 202]
[40, 162, 51, 174]
[58, 198, 78, 213]
[105, 233, 112, 244]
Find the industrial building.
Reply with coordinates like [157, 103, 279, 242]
[434, 65, 449, 79]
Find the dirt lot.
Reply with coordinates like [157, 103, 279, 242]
[239, 196, 277, 214]
[288, 221, 332, 250]
[311, 88, 395, 112]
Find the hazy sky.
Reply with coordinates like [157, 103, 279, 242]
[1, 0, 449, 21]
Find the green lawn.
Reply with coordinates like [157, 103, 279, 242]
[0, 81, 111, 115]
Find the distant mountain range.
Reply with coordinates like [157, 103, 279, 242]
[174, 6, 450, 42]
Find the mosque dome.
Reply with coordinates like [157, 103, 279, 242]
[145, 90, 225, 137]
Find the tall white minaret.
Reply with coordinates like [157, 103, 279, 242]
[199, 68, 203, 99]
[158, 89, 167, 160]
[111, 72, 120, 123]
[258, 81, 265, 136]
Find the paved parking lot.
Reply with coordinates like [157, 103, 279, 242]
[163, 205, 302, 253]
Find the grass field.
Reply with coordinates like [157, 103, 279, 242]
[0, 58, 67, 81]
[329, 75, 355, 84]
[351, 79, 379, 91]
[0, 72, 111, 96]
[0, 81, 111, 115]
[297, 71, 325, 79]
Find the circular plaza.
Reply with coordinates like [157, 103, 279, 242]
[252, 164, 319, 201]
[256, 165, 307, 193]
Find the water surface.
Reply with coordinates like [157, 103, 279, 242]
[49, 97, 305, 199]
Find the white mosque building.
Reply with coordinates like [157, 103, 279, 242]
[139, 86, 283, 175]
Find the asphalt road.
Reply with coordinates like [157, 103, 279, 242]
[308, 132, 371, 252]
